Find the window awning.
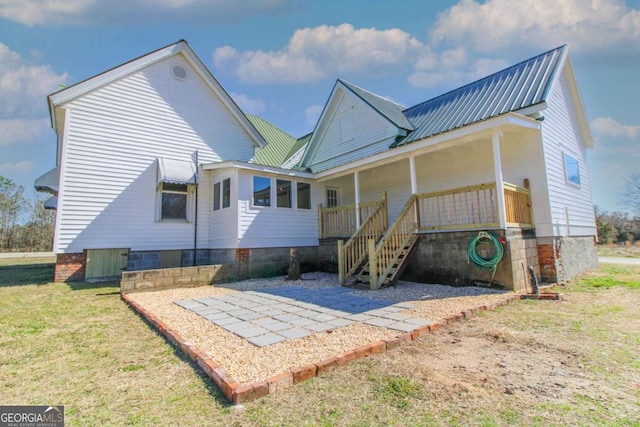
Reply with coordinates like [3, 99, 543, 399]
[44, 196, 58, 210]
[34, 167, 59, 195]
[157, 158, 197, 186]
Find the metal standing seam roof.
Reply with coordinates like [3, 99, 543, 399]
[393, 45, 567, 147]
[248, 114, 298, 167]
[338, 79, 415, 131]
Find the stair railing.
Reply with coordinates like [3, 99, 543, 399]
[368, 195, 419, 289]
[338, 193, 387, 285]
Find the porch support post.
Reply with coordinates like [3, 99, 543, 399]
[492, 131, 507, 229]
[409, 155, 419, 228]
[409, 155, 417, 195]
[354, 171, 361, 229]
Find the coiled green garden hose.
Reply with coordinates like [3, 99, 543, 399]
[468, 231, 504, 281]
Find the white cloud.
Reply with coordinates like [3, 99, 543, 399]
[0, 43, 67, 117]
[214, 23, 428, 84]
[431, 0, 640, 60]
[591, 117, 640, 140]
[304, 104, 323, 129]
[0, 160, 35, 175]
[231, 93, 266, 115]
[0, 118, 49, 146]
[0, 0, 295, 26]
[408, 47, 509, 88]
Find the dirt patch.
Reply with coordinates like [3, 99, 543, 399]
[240, 283, 639, 426]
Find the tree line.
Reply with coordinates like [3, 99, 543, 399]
[596, 208, 640, 245]
[596, 173, 640, 245]
[0, 176, 55, 252]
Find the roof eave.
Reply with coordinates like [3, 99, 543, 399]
[338, 80, 413, 131]
[315, 112, 541, 180]
[202, 160, 315, 179]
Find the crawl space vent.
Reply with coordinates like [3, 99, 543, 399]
[171, 65, 188, 81]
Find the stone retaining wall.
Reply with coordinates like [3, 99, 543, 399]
[120, 264, 237, 293]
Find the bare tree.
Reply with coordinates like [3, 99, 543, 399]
[0, 176, 28, 251]
[620, 173, 640, 214]
[19, 195, 55, 251]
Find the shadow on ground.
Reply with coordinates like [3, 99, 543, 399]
[0, 263, 55, 287]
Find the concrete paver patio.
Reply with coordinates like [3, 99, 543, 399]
[175, 286, 435, 347]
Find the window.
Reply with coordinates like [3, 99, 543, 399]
[563, 153, 581, 186]
[213, 182, 221, 211]
[161, 183, 188, 220]
[339, 111, 353, 142]
[213, 178, 231, 211]
[253, 176, 271, 207]
[222, 178, 231, 208]
[297, 182, 311, 209]
[326, 187, 339, 208]
[277, 179, 292, 208]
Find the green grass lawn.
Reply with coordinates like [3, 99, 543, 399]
[597, 244, 640, 258]
[1, 257, 638, 426]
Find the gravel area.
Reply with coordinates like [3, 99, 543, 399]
[127, 273, 513, 385]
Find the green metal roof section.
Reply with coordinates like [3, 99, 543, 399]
[393, 45, 567, 147]
[281, 132, 312, 169]
[248, 114, 297, 167]
[286, 132, 311, 159]
[339, 79, 414, 131]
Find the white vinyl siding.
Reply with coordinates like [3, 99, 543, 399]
[209, 169, 238, 249]
[237, 171, 318, 248]
[538, 69, 596, 237]
[55, 55, 256, 253]
[305, 91, 399, 172]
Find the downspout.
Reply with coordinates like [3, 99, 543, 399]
[193, 151, 199, 267]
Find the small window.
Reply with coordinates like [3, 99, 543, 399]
[563, 153, 581, 186]
[253, 176, 271, 207]
[326, 187, 339, 208]
[277, 179, 292, 208]
[339, 111, 353, 142]
[161, 183, 188, 220]
[222, 178, 231, 208]
[213, 182, 221, 211]
[297, 182, 311, 209]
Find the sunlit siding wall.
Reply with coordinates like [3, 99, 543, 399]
[538, 70, 596, 237]
[55, 55, 257, 253]
[235, 171, 319, 248]
[208, 169, 238, 249]
[306, 91, 399, 172]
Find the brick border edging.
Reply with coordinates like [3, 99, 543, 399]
[121, 291, 521, 404]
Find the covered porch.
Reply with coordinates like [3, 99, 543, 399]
[315, 116, 544, 291]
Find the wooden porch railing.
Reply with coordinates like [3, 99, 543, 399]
[368, 195, 419, 289]
[338, 193, 388, 285]
[319, 198, 387, 238]
[415, 181, 534, 231]
[504, 180, 534, 228]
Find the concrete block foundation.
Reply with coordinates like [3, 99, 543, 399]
[401, 229, 539, 291]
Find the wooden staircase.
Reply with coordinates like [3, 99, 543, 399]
[341, 195, 420, 290]
[355, 233, 418, 287]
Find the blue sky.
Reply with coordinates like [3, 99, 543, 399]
[1, 0, 638, 213]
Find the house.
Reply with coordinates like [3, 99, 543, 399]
[36, 40, 598, 289]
